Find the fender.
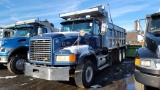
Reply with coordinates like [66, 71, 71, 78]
[58, 45, 97, 66]
[8, 46, 28, 57]
[135, 46, 158, 58]
[78, 50, 97, 65]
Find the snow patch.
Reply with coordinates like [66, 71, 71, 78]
[20, 83, 27, 86]
[91, 84, 102, 88]
[0, 76, 17, 79]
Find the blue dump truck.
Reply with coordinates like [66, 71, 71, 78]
[25, 5, 126, 88]
[0, 19, 55, 74]
[135, 11, 160, 89]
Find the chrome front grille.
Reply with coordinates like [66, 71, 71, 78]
[30, 39, 51, 62]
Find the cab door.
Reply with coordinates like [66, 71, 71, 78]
[91, 21, 101, 50]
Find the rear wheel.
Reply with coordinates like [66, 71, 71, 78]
[7, 54, 27, 74]
[108, 52, 113, 66]
[118, 50, 122, 63]
[122, 49, 125, 60]
[74, 60, 95, 88]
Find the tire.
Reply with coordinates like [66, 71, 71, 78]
[108, 53, 113, 66]
[122, 49, 125, 60]
[135, 80, 144, 90]
[118, 50, 122, 64]
[74, 60, 95, 88]
[7, 54, 27, 74]
[115, 50, 119, 64]
[116, 50, 122, 64]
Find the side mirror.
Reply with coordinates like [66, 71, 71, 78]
[135, 20, 140, 31]
[101, 23, 106, 34]
[135, 19, 146, 32]
[38, 27, 43, 35]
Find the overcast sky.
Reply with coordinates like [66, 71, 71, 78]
[0, 0, 160, 31]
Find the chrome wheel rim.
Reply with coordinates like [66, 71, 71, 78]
[85, 66, 93, 83]
[16, 59, 25, 70]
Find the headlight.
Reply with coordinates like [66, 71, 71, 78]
[141, 60, 151, 67]
[1, 48, 12, 52]
[56, 54, 76, 62]
[135, 58, 151, 67]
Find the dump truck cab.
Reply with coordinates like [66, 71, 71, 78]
[135, 12, 160, 89]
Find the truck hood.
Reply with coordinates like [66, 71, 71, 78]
[0, 37, 28, 47]
[31, 32, 90, 52]
[32, 32, 90, 39]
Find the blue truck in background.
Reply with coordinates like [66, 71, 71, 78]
[25, 5, 126, 88]
[134, 11, 160, 89]
[0, 19, 55, 74]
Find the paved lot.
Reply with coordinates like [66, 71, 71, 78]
[0, 58, 135, 90]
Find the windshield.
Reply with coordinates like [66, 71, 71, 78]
[12, 27, 32, 37]
[149, 17, 160, 33]
[0, 31, 3, 38]
[61, 21, 92, 33]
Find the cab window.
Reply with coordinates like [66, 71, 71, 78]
[93, 23, 99, 34]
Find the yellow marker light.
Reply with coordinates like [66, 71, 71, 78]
[69, 54, 76, 62]
[135, 58, 140, 66]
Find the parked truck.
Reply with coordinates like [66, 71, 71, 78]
[0, 19, 55, 74]
[0, 29, 14, 38]
[135, 11, 160, 89]
[25, 5, 126, 88]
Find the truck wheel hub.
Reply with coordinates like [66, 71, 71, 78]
[16, 59, 25, 70]
[85, 66, 93, 83]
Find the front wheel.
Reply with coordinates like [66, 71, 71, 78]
[7, 54, 27, 74]
[74, 60, 95, 88]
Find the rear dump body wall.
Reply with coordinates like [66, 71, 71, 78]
[103, 23, 126, 49]
[25, 63, 70, 81]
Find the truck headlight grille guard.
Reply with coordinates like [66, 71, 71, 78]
[30, 38, 51, 62]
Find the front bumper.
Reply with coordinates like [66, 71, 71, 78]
[135, 69, 160, 88]
[25, 63, 70, 81]
[0, 56, 8, 63]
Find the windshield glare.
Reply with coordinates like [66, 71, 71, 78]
[61, 21, 92, 33]
[13, 27, 32, 37]
[149, 17, 160, 33]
